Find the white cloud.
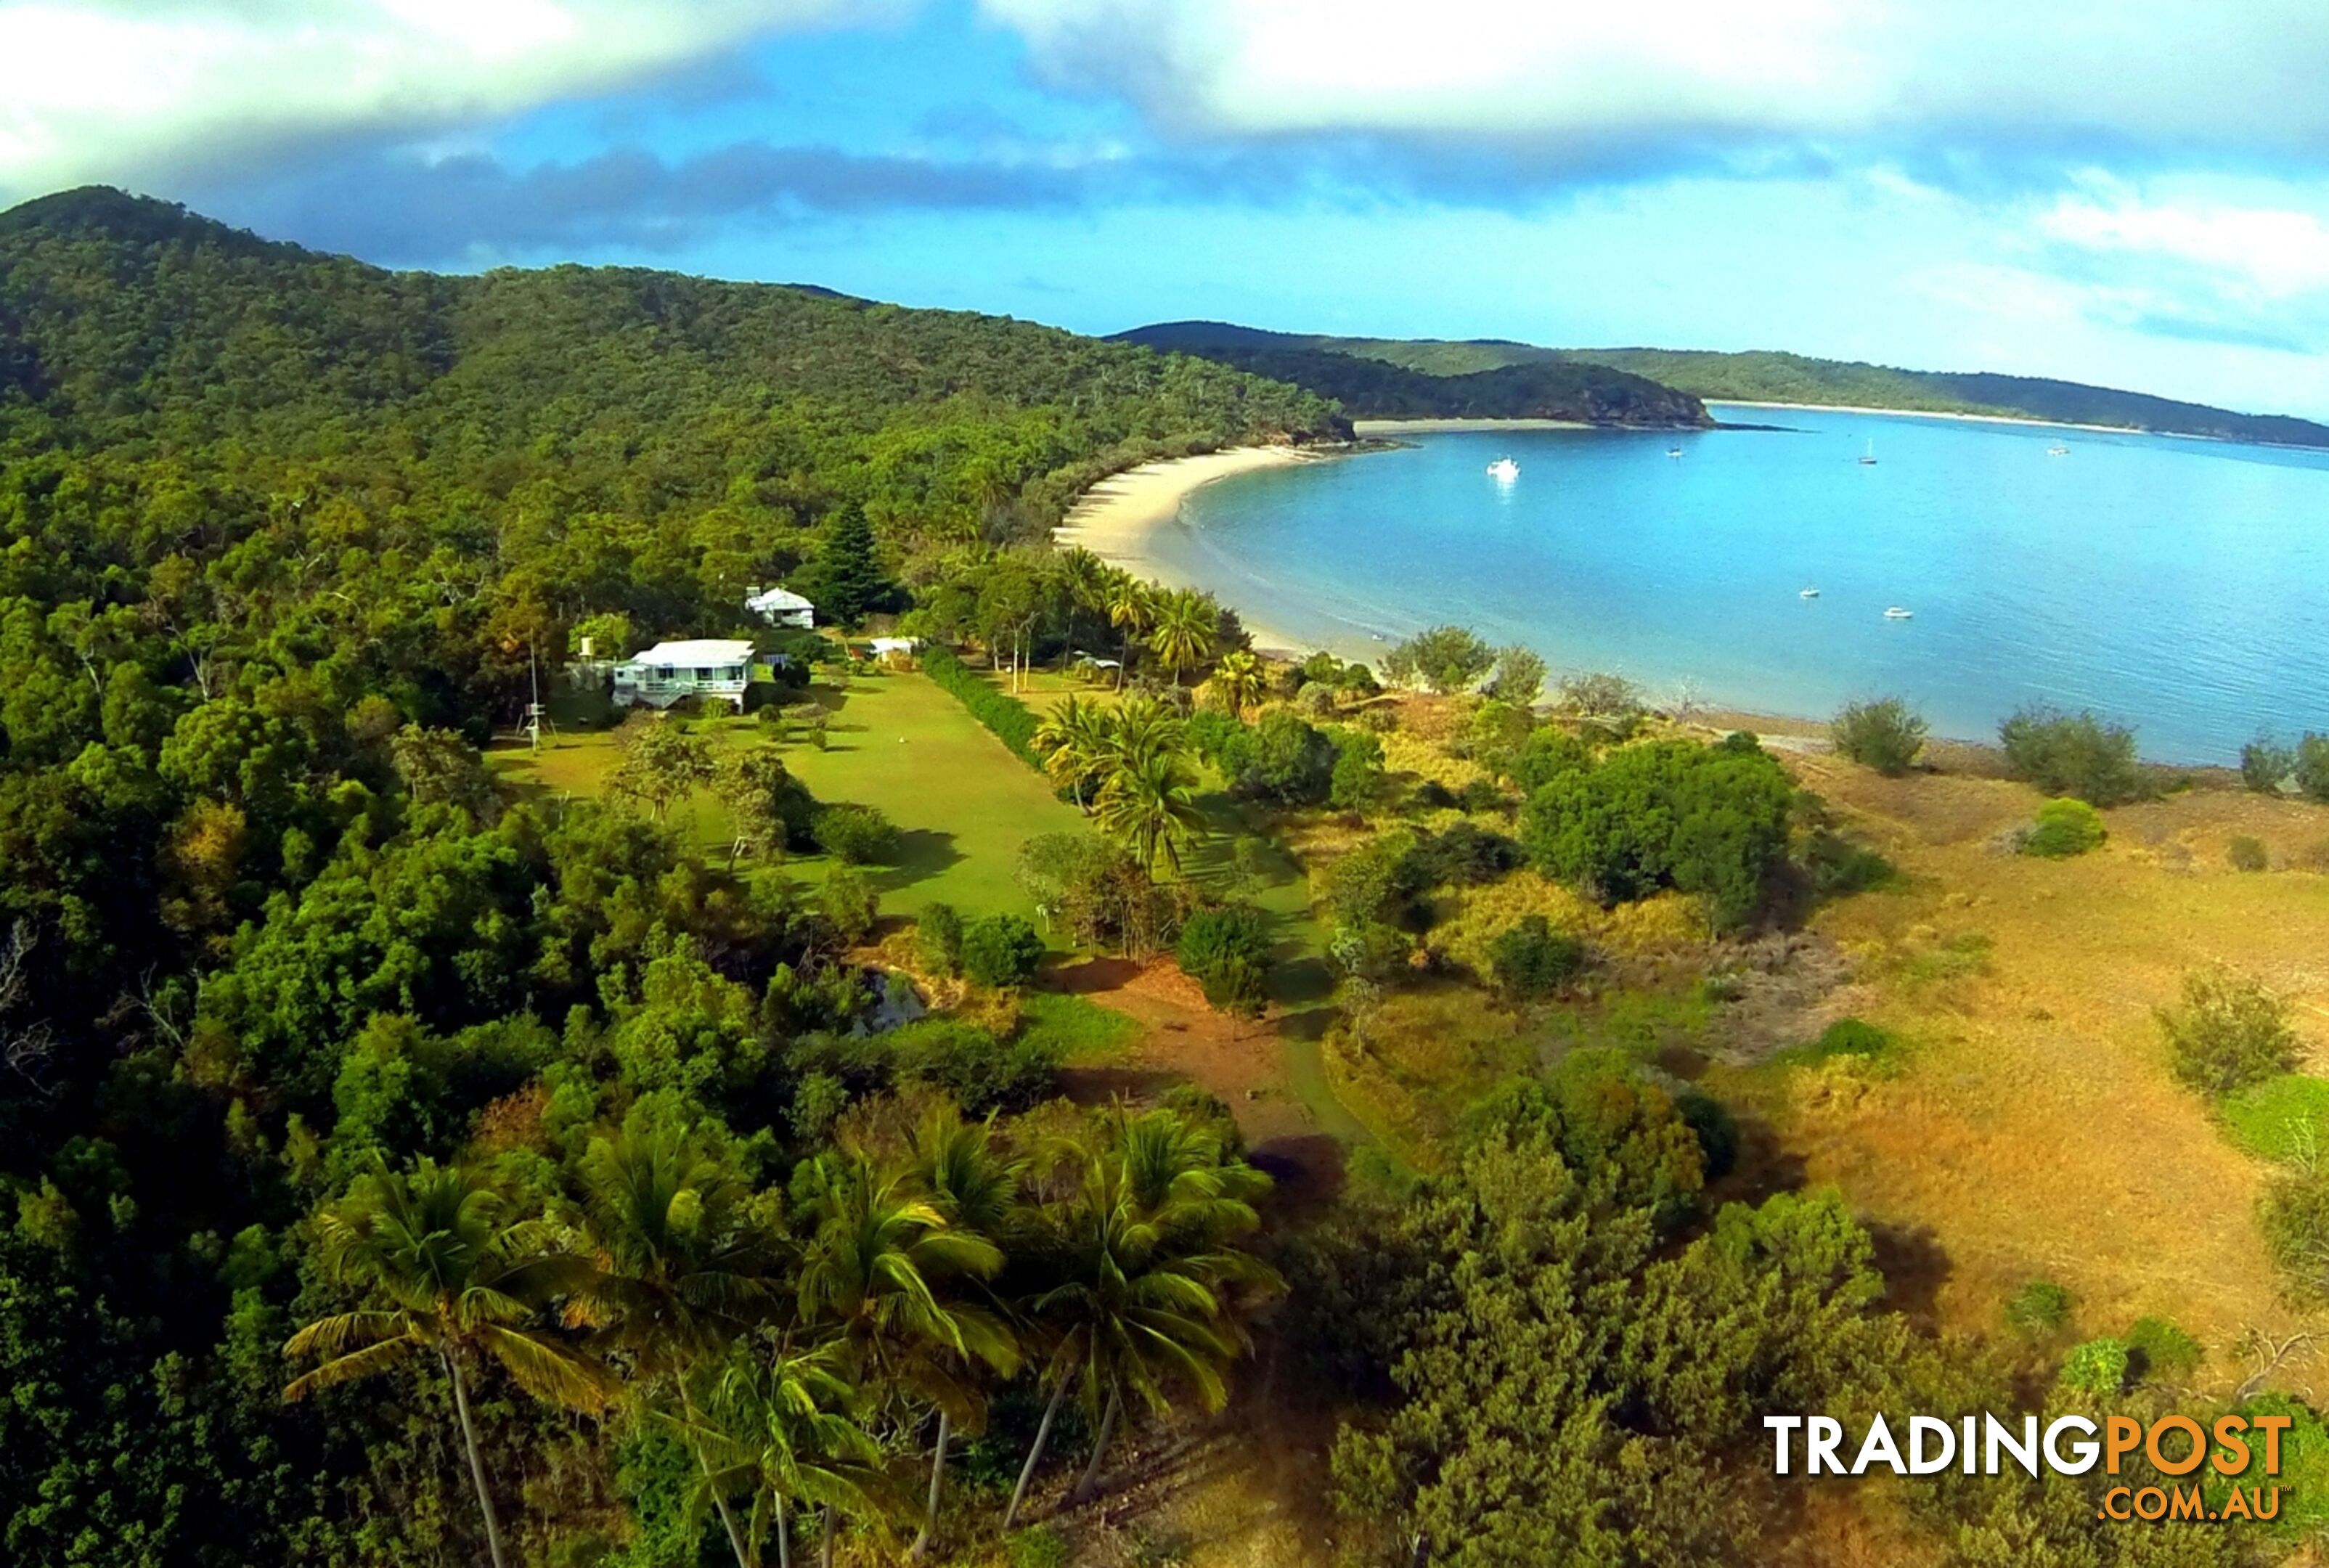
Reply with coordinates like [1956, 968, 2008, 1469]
[979, 0, 2329, 161]
[0, 1, 859, 200]
[2039, 195, 2329, 300]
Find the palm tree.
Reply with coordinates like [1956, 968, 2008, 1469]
[285, 1156, 609, 1568]
[1096, 696, 1186, 777]
[1032, 694, 1109, 810]
[794, 1154, 1019, 1561]
[1210, 648, 1265, 717]
[566, 1126, 782, 1568]
[1105, 573, 1153, 692]
[1148, 589, 1216, 686]
[1095, 748, 1206, 878]
[1002, 1108, 1281, 1526]
[1056, 547, 1113, 670]
[677, 1342, 889, 1568]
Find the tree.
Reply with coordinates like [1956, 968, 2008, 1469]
[389, 724, 499, 820]
[812, 804, 900, 865]
[2295, 733, 2329, 803]
[2158, 965, 2299, 1096]
[1175, 905, 1272, 1015]
[680, 1342, 889, 1568]
[794, 505, 895, 629]
[1831, 697, 1928, 775]
[1105, 573, 1154, 692]
[1487, 915, 1586, 998]
[2020, 796, 2105, 857]
[961, 913, 1045, 987]
[1482, 645, 1546, 706]
[1148, 589, 1217, 685]
[2240, 735, 2293, 794]
[1998, 704, 2144, 806]
[1384, 625, 1493, 694]
[285, 1157, 609, 1568]
[1209, 648, 1267, 717]
[1006, 1108, 1278, 1524]
[1554, 669, 1643, 719]
[717, 745, 817, 863]
[1032, 694, 1109, 809]
[1096, 748, 1207, 878]
[611, 714, 717, 821]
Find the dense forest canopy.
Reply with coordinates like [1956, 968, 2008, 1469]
[1116, 317, 2329, 446]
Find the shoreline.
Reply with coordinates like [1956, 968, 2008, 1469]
[1352, 416, 1593, 434]
[1708, 399, 2149, 438]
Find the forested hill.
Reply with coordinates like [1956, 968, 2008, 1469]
[1111, 319, 1712, 428]
[1117, 318, 2329, 447]
[0, 186, 1346, 510]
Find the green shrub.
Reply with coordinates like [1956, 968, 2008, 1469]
[1384, 625, 1494, 694]
[961, 912, 1045, 988]
[917, 902, 964, 976]
[2260, 1164, 2329, 1307]
[2158, 965, 2299, 1097]
[1175, 905, 1273, 1015]
[2126, 1316, 2203, 1383]
[1488, 915, 1586, 998]
[1831, 696, 1928, 776]
[812, 802, 900, 864]
[2297, 734, 2329, 804]
[2005, 1279, 2073, 1335]
[1224, 709, 1336, 805]
[2057, 1337, 2132, 1397]
[1327, 728, 1388, 811]
[1998, 703, 2144, 806]
[1797, 1017, 1892, 1063]
[887, 1016, 1059, 1115]
[2020, 796, 2106, 858]
[820, 867, 880, 947]
[923, 645, 1041, 769]
[2219, 1073, 2329, 1161]
[1009, 1527, 1070, 1568]
[2230, 835, 2270, 873]
[2243, 737, 2295, 794]
[1014, 991, 1141, 1063]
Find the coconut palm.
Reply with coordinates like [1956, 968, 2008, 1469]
[1002, 1108, 1280, 1526]
[285, 1156, 609, 1568]
[677, 1341, 889, 1568]
[1105, 572, 1154, 691]
[1032, 693, 1109, 809]
[795, 1154, 1019, 1560]
[566, 1125, 783, 1568]
[1096, 696, 1186, 777]
[1210, 648, 1266, 717]
[1148, 589, 1217, 685]
[1055, 547, 1114, 669]
[1095, 747, 1206, 878]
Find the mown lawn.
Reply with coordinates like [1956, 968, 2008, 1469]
[489, 670, 1092, 923]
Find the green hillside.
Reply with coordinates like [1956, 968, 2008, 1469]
[1112, 320, 1710, 426]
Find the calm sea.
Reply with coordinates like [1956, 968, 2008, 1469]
[1143, 405, 2329, 764]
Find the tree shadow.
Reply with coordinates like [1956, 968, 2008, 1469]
[1052, 956, 1145, 995]
[873, 829, 960, 893]
[1861, 1220, 1954, 1327]
[1247, 1133, 1347, 1209]
[1057, 1065, 1183, 1106]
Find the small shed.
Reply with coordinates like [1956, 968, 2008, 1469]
[746, 586, 816, 629]
[868, 636, 921, 658]
[613, 639, 758, 709]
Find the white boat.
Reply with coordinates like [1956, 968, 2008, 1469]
[2047, 444, 2070, 457]
[1857, 438, 1879, 465]
[1485, 457, 1520, 481]
[1799, 587, 1820, 599]
[1665, 446, 1684, 459]
[1883, 606, 1914, 620]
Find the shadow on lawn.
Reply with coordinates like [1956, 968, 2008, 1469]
[873, 828, 961, 894]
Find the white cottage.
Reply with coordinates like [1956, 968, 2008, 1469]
[746, 586, 815, 629]
[613, 639, 758, 709]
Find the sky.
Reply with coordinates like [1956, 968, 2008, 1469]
[4, 1, 2328, 416]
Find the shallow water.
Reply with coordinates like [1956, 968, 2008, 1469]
[1144, 406, 2329, 764]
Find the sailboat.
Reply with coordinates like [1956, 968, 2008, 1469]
[1857, 438, 1878, 465]
[1485, 457, 1520, 481]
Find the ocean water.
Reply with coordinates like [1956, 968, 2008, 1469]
[1143, 406, 2329, 764]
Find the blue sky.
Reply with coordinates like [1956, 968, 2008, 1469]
[6, 1, 2329, 415]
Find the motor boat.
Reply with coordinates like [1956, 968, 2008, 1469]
[1666, 446, 1684, 459]
[1486, 457, 1520, 481]
[1883, 606, 1914, 619]
[1799, 587, 1820, 598]
[2047, 444, 2070, 456]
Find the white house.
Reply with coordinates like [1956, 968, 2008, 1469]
[613, 639, 759, 709]
[746, 586, 815, 629]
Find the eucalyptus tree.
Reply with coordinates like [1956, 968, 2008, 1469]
[1003, 1107, 1280, 1525]
[285, 1156, 610, 1568]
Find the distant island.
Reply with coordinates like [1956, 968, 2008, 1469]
[1118, 319, 2329, 450]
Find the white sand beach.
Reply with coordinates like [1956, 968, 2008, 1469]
[1053, 444, 1334, 656]
[1351, 417, 1592, 434]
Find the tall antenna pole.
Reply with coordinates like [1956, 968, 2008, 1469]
[528, 637, 542, 753]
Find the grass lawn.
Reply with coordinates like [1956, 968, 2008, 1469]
[489, 671, 1092, 925]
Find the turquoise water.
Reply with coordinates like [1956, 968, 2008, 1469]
[1146, 406, 2329, 764]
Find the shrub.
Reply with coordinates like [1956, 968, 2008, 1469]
[1327, 918, 1413, 983]
[1010, 1527, 1071, 1568]
[889, 1017, 1058, 1115]
[2005, 1279, 2073, 1335]
[1488, 915, 1586, 998]
[1224, 709, 1336, 805]
[917, 902, 964, 976]
[2057, 1337, 2132, 1397]
[1406, 820, 1524, 887]
[1795, 1017, 1892, 1064]
[961, 913, 1045, 988]
[1997, 703, 2143, 806]
[2297, 734, 2329, 804]
[2126, 1317, 2203, 1384]
[2158, 966, 2299, 1096]
[1504, 727, 1591, 793]
[1556, 671, 1644, 719]
[1327, 729, 1388, 811]
[812, 803, 900, 864]
[1175, 905, 1273, 1015]
[923, 645, 1041, 768]
[1830, 696, 1928, 776]
[2243, 737, 2295, 794]
[2219, 1073, 2329, 1161]
[2260, 1164, 2329, 1307]
[1185, 708, 1246, 769]
[2021, 797, 2105, 858]
[1295, 680, 1338, 716]
[821, 867, 879, 947]
[1384, 625, 1494, 694]
[1483, 645, 1547, 706]
[2230, 835, 2269, 873]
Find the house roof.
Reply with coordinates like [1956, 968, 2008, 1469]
[746, 587, 815, 611]
[629, 639, 756, 666]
